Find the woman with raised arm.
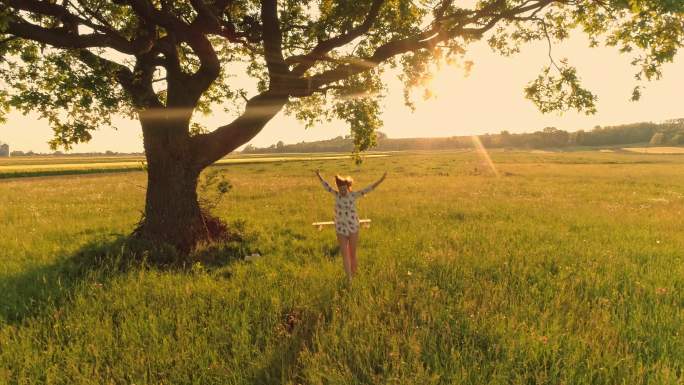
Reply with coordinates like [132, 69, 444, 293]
[315, 170, 387, 280]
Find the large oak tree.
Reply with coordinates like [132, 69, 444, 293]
[1, 0, 682, 252]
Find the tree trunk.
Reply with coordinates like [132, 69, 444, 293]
[138, 154, 205, 253]
[131, 93, 288, 256]
[133, 116, 209, 254]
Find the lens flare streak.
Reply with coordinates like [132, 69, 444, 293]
[471, 135, 499, 178]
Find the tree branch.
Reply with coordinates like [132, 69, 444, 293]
[75, 49, 161, 110]
[152, 34, 183, 78]
[260, 0, 289, 87]
[6, 19, 136, 53]
[300, 0, 558, 95]
[5, 0, 144, 53]
[303, 38, 432, 93]
[537, 17, 562, 71]
[174, 32, 221, 107]
[191, 92, 288, 168]
[189, 0, 221, 31]
[8, 0, 97, 31]
[68, 0, 119, 34]
[289, 0, 385, 77]
[117, 0, 192, 41]
[113, 0, 220, 107]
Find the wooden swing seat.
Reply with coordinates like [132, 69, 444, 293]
[312, 219, 371, 231]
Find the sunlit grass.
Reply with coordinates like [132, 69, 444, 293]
[1, 151, 683, 384]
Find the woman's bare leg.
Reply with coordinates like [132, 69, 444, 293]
[337, 233, 352, 279]
[349, 231, 359, 276]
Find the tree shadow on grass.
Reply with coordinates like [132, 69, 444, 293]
[0, 235, 250, 325]
[0, 236, 136, 325]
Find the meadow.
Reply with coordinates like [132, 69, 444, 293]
[0, 150, 683, 384]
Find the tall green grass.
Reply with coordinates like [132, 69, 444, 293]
[1, 151, 683, 384]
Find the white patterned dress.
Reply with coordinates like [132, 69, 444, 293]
[319, 180, 375, 236]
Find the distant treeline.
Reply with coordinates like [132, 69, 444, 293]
[243, 119, 684, 153]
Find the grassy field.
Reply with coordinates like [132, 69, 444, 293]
[1, 150, 683, 384]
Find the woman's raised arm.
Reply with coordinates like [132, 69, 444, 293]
[315, 170, 337, 194]
[356, 172, 387, 197]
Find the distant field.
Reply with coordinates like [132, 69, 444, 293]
[2, 145, 683, 179]
[0, 155, 145, 166]
[623, 146, 684, 154]
[1, 150, 683, 384]
[0, 153, 390, 178]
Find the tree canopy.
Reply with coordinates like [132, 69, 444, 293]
[1, 0, 682, 158]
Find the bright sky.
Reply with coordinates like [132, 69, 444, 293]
[1, 32, 683, 153]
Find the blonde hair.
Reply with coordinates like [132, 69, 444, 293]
[335, 175, 353, 190]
